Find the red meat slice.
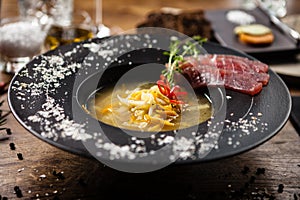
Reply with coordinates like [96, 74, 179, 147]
[205, 54, 269, 73]
[179, 54, 269, 96]
[184, 55, 270, 85]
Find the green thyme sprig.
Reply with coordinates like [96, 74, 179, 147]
[162, 36, 207, 86]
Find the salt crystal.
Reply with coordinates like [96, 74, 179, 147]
[39, 174, 46, 178]
[17, 168, 25, 173]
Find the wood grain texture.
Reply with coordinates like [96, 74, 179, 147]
[1, 88, 300, 199]
[1, 0, 300, 199]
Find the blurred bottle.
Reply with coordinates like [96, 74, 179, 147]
[242, 0, 287, 18]
[44, 11, 94, 50]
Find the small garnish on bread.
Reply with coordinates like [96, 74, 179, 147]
[234, 24, 274, 45]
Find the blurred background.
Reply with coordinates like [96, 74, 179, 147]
[1, 1, 300, 200]
[2, 0, 300, 30]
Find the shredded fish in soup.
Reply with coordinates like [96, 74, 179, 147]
[85, 83, 212, 132]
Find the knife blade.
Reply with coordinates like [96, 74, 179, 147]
[255, 0, 300, 46]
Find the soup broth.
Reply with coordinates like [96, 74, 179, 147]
[85, 83, 212, 132]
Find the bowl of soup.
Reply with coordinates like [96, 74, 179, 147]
[76, 48, 225, 138]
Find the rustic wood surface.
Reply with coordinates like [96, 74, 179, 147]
[1, 0, 300, 199]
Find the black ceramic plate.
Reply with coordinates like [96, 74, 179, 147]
[205, 8, 300, 62]
[8, 34, 291, 166]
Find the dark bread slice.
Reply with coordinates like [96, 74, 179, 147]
[137, 8, 212, 39]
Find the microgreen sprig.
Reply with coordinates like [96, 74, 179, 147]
[162, 36, 207, 87]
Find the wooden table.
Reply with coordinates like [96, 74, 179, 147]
[1, 0, 300, 199]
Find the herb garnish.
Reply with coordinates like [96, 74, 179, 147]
[161, 35, 207, 87]
[156, 36, 207, 105]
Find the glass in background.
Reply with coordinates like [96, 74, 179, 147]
[44, 11, 94, 50]
[261, 0, 287, 18]
[0, 17, 47, 73]
[0, 0, 114, 74]
[18, 0, 111, 50]
[45, 0, 114, 51]
[0, 0, 75, 74]
[242, 0, 257, 10]
[18, 0, 74, 26]
[242, 0, 287, 18]
[94, 0, 110, 38]
[18, 0, 95, 57]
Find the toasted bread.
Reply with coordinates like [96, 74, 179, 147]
[234, 24, 274, 45]
[239, 32, 274, 45]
